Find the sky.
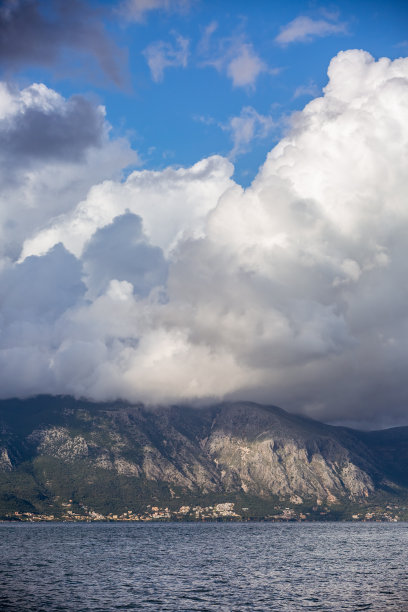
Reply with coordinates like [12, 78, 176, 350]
[0, 0, 408, 428]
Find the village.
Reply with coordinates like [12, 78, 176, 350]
[3, 501, 405, 523]
[7, 501, 242, 522]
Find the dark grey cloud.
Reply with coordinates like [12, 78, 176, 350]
[0, 243, 85, 325]
[83, 212, 168, 298]
[0, 96, 105, 163]
[0, 0, 125, 85]
[1, 92, 105, 162]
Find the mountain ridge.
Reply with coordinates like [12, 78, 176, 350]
[1, 396, 407, 520]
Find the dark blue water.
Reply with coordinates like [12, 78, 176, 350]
[1, 522, 407, 611]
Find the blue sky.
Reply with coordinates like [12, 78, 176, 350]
[8, 0, 408, 185]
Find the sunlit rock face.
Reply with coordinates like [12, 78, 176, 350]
[204, 403, 375, 498]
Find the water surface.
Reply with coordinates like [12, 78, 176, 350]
[1, 522, 407, 610]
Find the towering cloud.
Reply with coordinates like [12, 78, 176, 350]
[1, 50, 408, 427]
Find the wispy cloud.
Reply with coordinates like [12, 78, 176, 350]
[143, 33, 189, 82]
[198, 26, 273, 90]
[119, 0, 192, 23]
[226, 44, 267, 89]
[293, 80, 320, 99]
[197, 20, 218, 55]
[224, 106, 274, 158]
[276, 15, 348, 45]
[195, 105, 274, 157]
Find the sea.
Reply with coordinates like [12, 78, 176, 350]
[1, 522, 407, 611]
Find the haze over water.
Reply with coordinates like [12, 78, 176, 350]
[1, 522, 407, 611]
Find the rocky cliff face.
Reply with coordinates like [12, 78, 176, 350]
[0, 396, 406, 515]
[202, 403, 377, 499]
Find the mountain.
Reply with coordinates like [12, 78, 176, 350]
[1, 396, 407, 521]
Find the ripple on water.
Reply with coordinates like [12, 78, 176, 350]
[1, 522, 408, 610]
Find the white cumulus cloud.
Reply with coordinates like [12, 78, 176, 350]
[2, 50, 408, 428]
[20, 155, 234, 259]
